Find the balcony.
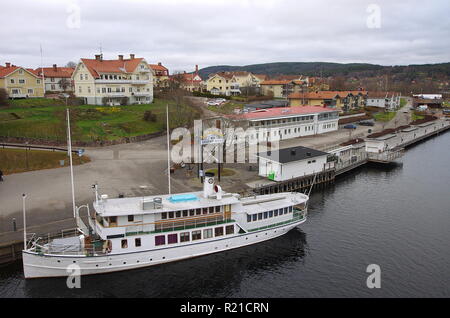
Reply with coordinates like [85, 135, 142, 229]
[133, 92, 151, 97]
[131, 80, 149, 85]
[95, 79, 132, 84]
[105, 92, 127, 97]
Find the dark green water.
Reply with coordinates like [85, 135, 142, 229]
[1, 132, 449, 297]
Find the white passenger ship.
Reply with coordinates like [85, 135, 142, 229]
[22, 173, 308, 278]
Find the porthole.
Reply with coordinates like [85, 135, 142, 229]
[96, 265, 99, 267]
[73, 261, 76, 263]
[57, 260, 61, 263]
[123, 262, 126, 264]
[162, 257, 166, 259]
[137, 260, 139, 263]
[109, 263, 112, 266]
[150, 258, 153, 261]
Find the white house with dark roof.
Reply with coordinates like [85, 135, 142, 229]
[257, 146, 333, 182]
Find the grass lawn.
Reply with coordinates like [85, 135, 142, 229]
[373, 111, 397, 122]
[0, 98, 200, 142]
[0, 148, 90, 175]
[205, 167, 236, 177]
[400, 98, 407, 108]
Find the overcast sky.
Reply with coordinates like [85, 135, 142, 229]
[1, 0, 449, 71]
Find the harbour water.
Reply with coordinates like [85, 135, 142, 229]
[1, 132, 449, 297]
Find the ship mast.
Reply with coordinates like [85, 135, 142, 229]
[66, 108, 76, 218]
[166, 104, 171, 195]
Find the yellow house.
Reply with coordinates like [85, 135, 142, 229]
[149, 62, 169, 88]
[0, 63, 44, 98]
[288, 90, 367, 111]
[72, 54, 154, 105]
[206, 72, 237, 96]
[260, 80, 305, 98]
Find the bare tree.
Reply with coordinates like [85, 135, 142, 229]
[58, 78, 71, 92]
[66, 61, 77, 68]
[0, 88, 9, 107]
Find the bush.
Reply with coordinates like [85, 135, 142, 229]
[192, 91, 230, 100]
[143, 110, 157, 122]
[0, 88, 9, 107]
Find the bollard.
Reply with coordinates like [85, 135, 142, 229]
[12, 218, 17, 232]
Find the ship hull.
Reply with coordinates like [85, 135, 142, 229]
[23, 218, 306, 279]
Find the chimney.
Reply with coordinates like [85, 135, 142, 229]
[195, 65, 198, 73]
[158, 62, 162, 66]
[118, 55, 123, 61]
[5, 62, 11, 68]
[95, 54, 101, 61]
[130, 54, 135, 59]
[53, 64, 57, 71]
[203, 172, 215, 198]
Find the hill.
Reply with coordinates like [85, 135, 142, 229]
[198, 62, 450, 80]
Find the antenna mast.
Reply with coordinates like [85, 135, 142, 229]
[66, 108, 76, 218]
[166, 105, 171, 195]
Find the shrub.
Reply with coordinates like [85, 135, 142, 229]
[0, 88, 9, 107]
[143, 110, 157, 122]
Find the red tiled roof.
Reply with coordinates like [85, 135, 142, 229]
[0, 65, 40, 78]
[149, 64, 168, 71]
[227, 106, 337, 121]
[35, 66, 75, 78]
[81, 57, 144, 78]
[260, 79, 293, 85]
[289, 90, 368, 100]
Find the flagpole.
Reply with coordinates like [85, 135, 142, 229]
[166, 104, 171, 195]
[67, 108, 76, 218]
[40, 44, 45, 95]
[22, 194, 27, 250]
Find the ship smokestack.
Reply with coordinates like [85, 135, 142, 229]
[203, 172, 215, 198]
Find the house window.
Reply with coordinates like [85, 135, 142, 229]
[19, 79, 25, 84]
[155, 235, 165, 246]
[128, 215, 134, 222]
[10, 79, 14, 84]
[168, 234, 178, 244]
[180, 232, 190, 242]
[135, 238, 141, 247]
[27, 89, 33, 94]
[225, 225, 234, 235]
[192, 230, 201, 240]
[215, 227, 224, 237]
[121, 239, 128, 248]
[204, 228, 213, 239]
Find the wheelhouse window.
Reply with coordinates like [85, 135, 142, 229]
[155, 235, 165, 246]
[215, 227, 224, 237]
[192, 230, 201, 240]
[225, 225, 234, 235]
[128, 215, 134, 222]
[121, 239, 128, 248]
[135, 238, 141, 247]
[168, 234, 178, 244]
[180, 232, 190, 242]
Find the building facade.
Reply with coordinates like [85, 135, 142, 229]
[258, 146, 333, 182]
[35, 64, 75, 93]
[0, 63, 44, 98]
[366, 92, 401, 110]
[260, 80, 306, 98]
[226, 106, 339, 142]
[288, 90, 367, 112]
[72, 54, 153, 106]
[149, 62, 169, 89]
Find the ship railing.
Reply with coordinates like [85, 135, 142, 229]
[248, 210, 306, 232]
[125, 216, 236, 236]
[30, 243, 108, 256]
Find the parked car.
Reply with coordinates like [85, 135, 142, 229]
[344, 124, 357, 129]
[206, 100, 221, 106]
[358, 120, 374, 126]
[215, 98, 227, 103]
